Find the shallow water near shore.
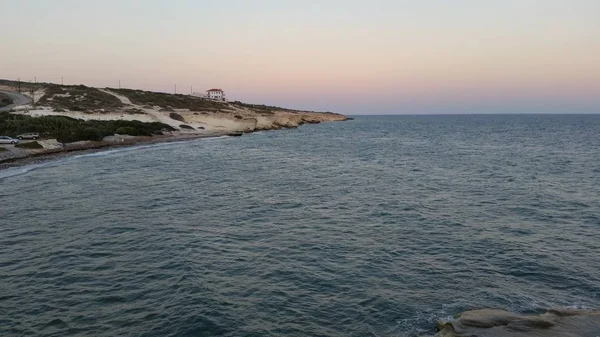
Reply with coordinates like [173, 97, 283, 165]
[1, 115, 599, 336]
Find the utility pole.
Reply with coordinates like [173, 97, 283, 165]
[61, 76, 63, 85]
[190, 86, 192, 95]
[174, 84, 177, 94]
[119, 80, 121, 89]
[17, 78, 21, 93]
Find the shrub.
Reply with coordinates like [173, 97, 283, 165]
[234, 115, 243, 120]
[230, 101, 300, 114]
[179, 124, 194, 130]
[15, 141, 43, 149]
[37, 84, 124, 111]
[109, 88, 229, 112]
[0, 93, 13, 108]
[80, 127, 103, 141]
[115, 127, 140, 136]
[124, 108, 145, 115]
[169, 112, 185, 122]
[0, 112, 176, 143]
[0, 147, 8, 152]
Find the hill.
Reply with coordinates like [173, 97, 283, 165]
[0, 80, 348, 136]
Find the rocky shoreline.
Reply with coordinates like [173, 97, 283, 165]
[1, 81, 351, 170]
[0, 115, 350, 170]
[434, 308, 600, 337]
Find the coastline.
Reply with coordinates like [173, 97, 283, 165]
[0, 82, 352, 170]
[0, 119, 347, 170]
[0, 132, 222, 170]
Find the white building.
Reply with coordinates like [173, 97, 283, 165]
[206, 89, 225, 100]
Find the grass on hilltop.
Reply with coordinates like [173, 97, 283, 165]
[109, 88, 230, 112]
[0, 79, 332, 116]
[228, 101, 316, 115]
[37, 84, 124, 112]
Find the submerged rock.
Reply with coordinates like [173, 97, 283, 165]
[435, 308, 600, 337]
[41, 318, 69, 330]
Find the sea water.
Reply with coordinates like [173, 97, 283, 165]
[1, 114, 599, 336]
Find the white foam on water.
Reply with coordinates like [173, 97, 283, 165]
[0, 135, 236, 180]
[0, 161, 56, 180]
[201, 135, 236, 142]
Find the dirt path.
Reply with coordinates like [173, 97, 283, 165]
[0, 90, 32, 112]
[97, 88, 187, 128]
[98, 89, 133, 105]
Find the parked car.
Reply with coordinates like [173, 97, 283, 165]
[0, 136, 19, 144]
[16, 132, 40, 140]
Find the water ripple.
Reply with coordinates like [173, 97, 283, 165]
[1, 115, 600, 336]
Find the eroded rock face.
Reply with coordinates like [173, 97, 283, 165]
[242, 111, 348, 132]
[435, 308, 600, 337]
[178, 108, 349, 133]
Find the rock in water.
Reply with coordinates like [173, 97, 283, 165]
[41, 318, 69, 331]
[435, 308, 600, 337]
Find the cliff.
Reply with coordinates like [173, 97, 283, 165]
[0, 82, 349, 136]
[0, 81, 350, 165]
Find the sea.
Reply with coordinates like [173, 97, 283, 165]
[1, 114, 599, 337]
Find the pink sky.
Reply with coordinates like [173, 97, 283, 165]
[1, 0, 599, 114]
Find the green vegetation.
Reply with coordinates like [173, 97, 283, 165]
[169, 112, 185, 122]
[0, 79, 47, 90]
[0, 147, 8, 152]
[0, 93, 13, 108]
[109, 88, 230, 112]
[230, 101, 301, 115]
[0, 79, 315, 115]
[0, 79, 47, 103]
[0, 112, 174, 143]
[115, 126, 141, 136]
[37, 84, 123, 112]
[15, 141, 43, 149]
[123, 108, 146, 114]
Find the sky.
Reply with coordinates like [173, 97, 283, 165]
[1, 0, 599, 114]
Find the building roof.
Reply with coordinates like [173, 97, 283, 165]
[207, 89, 223, 92]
